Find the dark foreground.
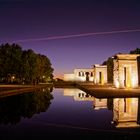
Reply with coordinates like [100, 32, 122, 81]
[0, 125, 139, 139]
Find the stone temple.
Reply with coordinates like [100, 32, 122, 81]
[64, 64, 107, 84]
[64, 53, 140, 88]
[64, 68, 94, 82]
[113, 54, 140, 88]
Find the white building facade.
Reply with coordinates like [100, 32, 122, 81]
[64, 68, 94, 82]
[64, 65, 107, 84]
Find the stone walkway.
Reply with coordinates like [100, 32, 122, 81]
[0, 84, 53, 98]
[76, 83, 140, 98]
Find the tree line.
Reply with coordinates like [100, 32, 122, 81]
[0, 43, 54, 84]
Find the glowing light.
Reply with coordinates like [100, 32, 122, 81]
[131, 77, 137, 88]
[101, 73, 104, 85]
[79, 77, 86, 82]
[115, 80, 119, 88]
[12, 76, 15, 79]
[126, 84, 131, 89]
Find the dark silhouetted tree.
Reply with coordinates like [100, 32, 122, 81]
[0, 43, 53, 84]
[0, 43, 22, 83]
[130, 48, 140, 54]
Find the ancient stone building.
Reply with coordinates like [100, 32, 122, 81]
[93, 64, 107, 84]
[74, 68, 94, 82]
[64, 65, 107, 84]
[113, 54, 140, 88]
[64, 68, 94, 82]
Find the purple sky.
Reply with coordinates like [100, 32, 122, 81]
[1, 0, 140, 78]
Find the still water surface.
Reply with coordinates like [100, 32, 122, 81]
[0, 87, 140, 137]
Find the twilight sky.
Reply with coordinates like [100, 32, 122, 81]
[1, 0, 140, 78]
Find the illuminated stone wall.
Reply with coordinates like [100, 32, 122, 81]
[93, 64, 107, 84]
[64, 68, 94, 82]
[113, 54, 140, 88]
[74, 68, 94, 82]
[64, 65, 108, 84]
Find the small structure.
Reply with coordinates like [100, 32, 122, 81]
[93, 64, 107, 84]
[64, 65, 108, 84]
[64, 68, 94, 82]
[74, 68, 94, 82]
[113, 54, 140, 88]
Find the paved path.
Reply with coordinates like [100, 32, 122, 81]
[76, 83, 140, 98]
[0, 84, 53, 98]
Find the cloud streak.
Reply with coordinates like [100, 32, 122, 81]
[13, 29, 140, 43]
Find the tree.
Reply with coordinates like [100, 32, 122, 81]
[0, 43, 22, 83]
[35, 54, 54, 83]
[130, 48, 140, 54]
[21, 49, 38, 84]
[0, 43, 54, 84]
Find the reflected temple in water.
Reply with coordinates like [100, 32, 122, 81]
[113, 98, 140, 128]
[1, 87, 140, 138]
[64, 88, 140, 128]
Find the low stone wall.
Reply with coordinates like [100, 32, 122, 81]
[0, 84, 53, 98]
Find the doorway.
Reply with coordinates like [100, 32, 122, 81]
[124, 67, 126, 87]
[85, 72, 89, 81]
[99, 72, 102, 84]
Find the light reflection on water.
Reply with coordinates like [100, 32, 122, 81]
[0, 87, 140, 136]
[63, 88, 140, 128]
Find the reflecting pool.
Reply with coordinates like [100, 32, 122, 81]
[0, 87, 140, 138]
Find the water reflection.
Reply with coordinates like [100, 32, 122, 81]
[0, 87, 53, 125]
[64, 88, 107, 110]
[113, 98, 140, 128]
[63, 88, 140, 128]
[93, 98, 107, 110]
[64, 88, 94, 101]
